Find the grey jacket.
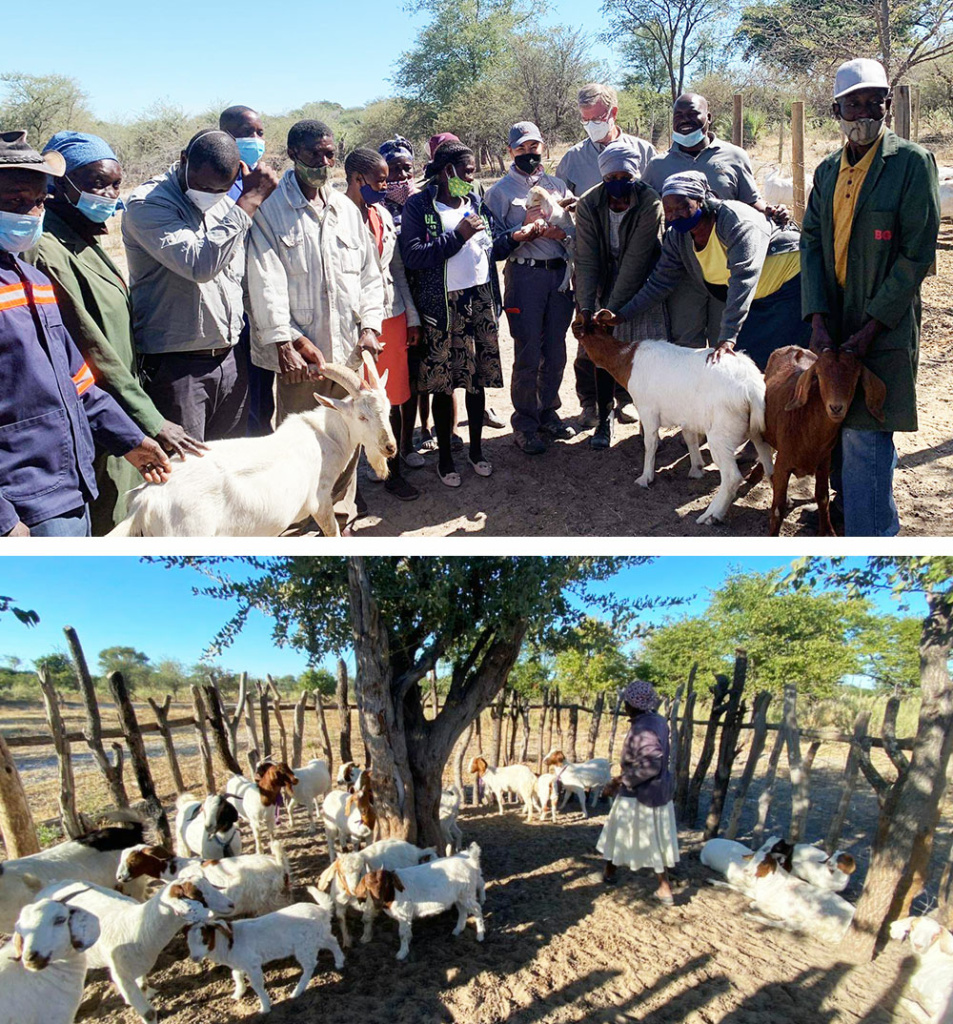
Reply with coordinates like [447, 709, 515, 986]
[619, 712, 674, 808]
[122, 165, 251, 354]
[618, 199, 799, 344]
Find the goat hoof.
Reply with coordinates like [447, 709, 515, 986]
[636, 474, 653, 488]
[688, 466, 704, 479]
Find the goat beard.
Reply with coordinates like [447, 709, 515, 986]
[367, 451, 391, 480]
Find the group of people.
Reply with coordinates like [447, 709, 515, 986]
[0, 56, 939, 536]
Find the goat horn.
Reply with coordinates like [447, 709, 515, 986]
[312, 362, 363, 399]
[361, 350, 382, 390]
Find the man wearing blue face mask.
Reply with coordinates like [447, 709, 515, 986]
[26, 130, 205, 533]
[0, 130, 172, 537]
[642, 93, 789, 348]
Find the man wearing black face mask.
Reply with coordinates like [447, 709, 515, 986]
[484, 122, 576, 454]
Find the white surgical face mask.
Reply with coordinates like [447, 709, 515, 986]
[584, 118, 613, 143]
[672, 127, 706, 148]
[184, 161, 231, 213]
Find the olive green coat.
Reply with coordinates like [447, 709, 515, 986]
[800, 129, 940, 432]
[28, 206, 165, 533]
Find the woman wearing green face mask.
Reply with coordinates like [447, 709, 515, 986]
[399, 141, 543, 487]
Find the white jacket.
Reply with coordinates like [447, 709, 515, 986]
[247, 171, 385, 370]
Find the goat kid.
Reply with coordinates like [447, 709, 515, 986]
[573, 313, 774, 524]
[226, 763, 299, 854]
[186, 888, 344, 1014]
[285, 759, 332, 832]
[322, 786, 375, 860]
[525, 185, 575, 290]
[174, 793, 241, 861]
[109, 354, 395, 537]
[0, 898, 100, 1024]
[790, 844, 856, 892]
[890, 916, 953, 1023]
[440, 788, 464, 853]
[543, 750, 612, 818]
[469, 756, 537, 820]
[533, 773, 558, 823]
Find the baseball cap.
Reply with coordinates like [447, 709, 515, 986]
[509, 122, 543, 148]
[834, 58, 889, 99]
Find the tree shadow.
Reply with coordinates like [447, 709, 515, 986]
[715, 963, 853, 1024]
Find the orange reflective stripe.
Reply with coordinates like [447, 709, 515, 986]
[0, 285, 28, 312]
[31, 285, 57, 305]
[72, 363, 95, 396]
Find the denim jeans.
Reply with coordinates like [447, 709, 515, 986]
[31, 505, 91, 537]
[836, 428, 900, 537]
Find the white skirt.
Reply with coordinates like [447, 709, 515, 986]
[596, 796, 680, 872]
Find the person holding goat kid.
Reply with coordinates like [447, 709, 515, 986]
[597, 680, 679, 905]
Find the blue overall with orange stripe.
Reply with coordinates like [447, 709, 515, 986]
[0, 252, 144, 533]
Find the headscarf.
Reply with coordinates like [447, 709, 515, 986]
[623, 680, 661, 712]
[660, 170, 714, 200]
[379, 135, 414, 163]
[428, 132, 459, 159]
[597, 140, 642, 179]
[43, 131, 118, 174]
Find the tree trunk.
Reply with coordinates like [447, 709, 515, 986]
[567, 704, 579, 763]
[686, 674, 730, 826]
[204, 684, 244, 776]
[292, 691, 307, 766]
[938, 829, 953, 930]
[704, 652, 748, 840]
[190, 685, 217, 794]
[108, 671, 171, 847]
[336, 659, 353, 765]
[314, 693, 334, 772]
[429, 670, 439, 719]
[64, 625, 128, 808]
[37, 668, 83, 838]
[0, 732, 39, 856]
[587, 690, 606, 760]
[725, 691, 772, 841]
[454, 723, 473, 801]
[147, 695, 186, 794]
[825, 711, 869, 853]
[851, 594, 953, 960]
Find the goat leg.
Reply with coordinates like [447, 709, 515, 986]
[769, 465, 792, 536]
[814, 453, 835, 536]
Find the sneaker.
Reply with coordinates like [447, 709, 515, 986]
[484, 406, 506, 429]
[590, 418, 614, 449]
[579, 404, 599, 429]
[540, 418, 576, 441]
[514, 431, 547, 455]
[384, 475, 420, 501]
[616, 401, 638, 424]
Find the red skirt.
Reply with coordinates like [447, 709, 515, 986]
[376, 312, 412, 406]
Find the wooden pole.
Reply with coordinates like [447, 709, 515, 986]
[108, 671, 171, 847]
[686, 673, 730, 826]
[257, 681, 272, 759]
[913, 85, 921, 142]
[732, 93, 744, 148]
[825, 710, 869, 852]
[0, 732, 39, 856]
[335, 659, 352, 765]
[190, 685, 217, 795]
[546, 688, 557, 754]
[147, 695, 186, 794]
[490, 688, 506, 767]
[554, 688, 563, 750]
[37, 668, 83, 838]
[225, 672, 249, 762]
[894, 84, 912, 140]
[243, 690, 260, 760]
[506, 689, 519, 765]
[725, 691, 773, 841]
[64, 625, 128, 808]
[784, 684, 809, 843]
[791, 100, 806, 225]
[536, 688, 550, 772]
[777, 105, 785, 167]
[752, 715, 787, 846]
[292, 691, 307, 766]
[674, 667, 697, 817]
[704, 651, 749, 839]
[314, 693, 334, 772]
[429, 669, 439, 719]
[204, 683, 244, 775]
[567, 703, 579, 763]
[667, 683, 686, 777]
[454, 723, 473, 802]
[267, 677, 289, 765]
[587, 690, 606, 760]
[518, 698, 531, 763]
[471, 713, 483, 805]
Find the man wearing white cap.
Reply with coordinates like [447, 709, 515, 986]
[800, 57, 939, 536]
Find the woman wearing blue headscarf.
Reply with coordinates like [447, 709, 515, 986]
[27, 131, 204, 533]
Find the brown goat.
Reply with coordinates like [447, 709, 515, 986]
[760, 345, 885, 535]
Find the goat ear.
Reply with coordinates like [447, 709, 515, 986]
[939, 929, 953, 956]
[393, 874, 405, 892]
[12, 931, 23, 961]
[911, 923, 938, 955]
[314, 392, 344, 412]
[378, 368, 389, 391]
[21, 872, 43, 894]
[68, 907, 100, 951]
[785, 362, 817, 411]
[861, 366, 886, 422]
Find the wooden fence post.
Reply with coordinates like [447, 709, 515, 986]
[0, 732, 39, 856]
[607, 688, 626, 761]
[471, 713, 483, 805]
[732, 93, 744, 147]
[64, 625, 128, 808]
[725, 691, 773, 840]
[686, 673, 730, 825]
[292, 691, 307, 766]
[506, 689, 519, 764]
[587, 690, 606, 760]
[267, 677, 289, 765]
[674, 666, 697, 817]
[518, 698, 531, 763]
[536, 688, 550, 772]
[147, 695, 186, 794]
[567, 703, 579, 763]
[190, 685, 217, 794]
[913, 85, 921, 142]
[204, 683, 244, 775]
[108, 671, 171, 847]
[490, 689, 507, 767]
[336, 659, 352, 765]
[752, 714, 787, 846]
[37, 668, 83, 838]
[667, 683, 685, 777]
[225, 672, 249, 762]
[454, 723, 474, 802]
[894, 84, 912, 140]
[784, 684, 810, 843]
[257, 681, 272, 759]
[314, 693, 334, 772]
[243, 690, 260, 760]
[547, 688, 558, 754]
[791, 100, 806, 225]
[704, 651, 749, 839]
[825, 710, 870, 852]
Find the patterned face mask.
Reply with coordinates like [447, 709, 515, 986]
[446, 168, 472, 198]
[385, 179, 414, 205]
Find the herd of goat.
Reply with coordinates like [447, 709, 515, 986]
[0, 749, 949, 1024]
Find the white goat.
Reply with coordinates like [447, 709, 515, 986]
[525, 185, 575, 290]
[355, 843, 485, 961]
[790, 844, 857, 892]
[532, 773, 558, 823]
[39, 878, 234, 1024]
[440, 788, 464, 854]
[186, 889, 344, 1013]
[0, 823, 147, 933]
[225, 763, 298, 855]
[574, 319, 775, 524]
[315, 839, 437, 947]
[116, 841, 292, 919]
[0, 898, 100, 1024]
[469, 756, 537, 819]
[543, 750, 612, 818]
[174, 792, 242, 860]
[285, 759, 332, 832]
[322, 790, 373, 860]
[890, 916, 953, 1023]
[109, 354, 395, 537]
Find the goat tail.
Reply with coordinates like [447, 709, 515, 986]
[747, 382, 767, 439]
[306, 884, 333, 910]
[466, 842, 482, 868]
[269, 839, 289, 874]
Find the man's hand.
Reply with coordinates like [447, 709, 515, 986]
[236, 160, 280, 217]
[359, 328, 383, 358]
[154, 421, 207, 460]
[407, 326, 423, 349]
[557, 196, 578, 212]
[279, 336, 326, 383]
[809, 313, 834, 354]
[843, 318, 884, 356]
[456, 215, 485, 241]
[512, 219, 544, 244]
[5, 521, 30, 537]
[765, 204, 791, 227]
[706, 341, 736, 364]
[124, 437, 172, 484]
[594, 308, 620, 326]
[540, 224, 567, 241]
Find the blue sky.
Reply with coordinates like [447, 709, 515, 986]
[0, 557, 922, 679]
[3, 0, 617, 122]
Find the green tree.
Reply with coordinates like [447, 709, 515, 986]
[34, 652, 77, 692]
[552, 617, 635, 702]
[0, 73, 92, 144]
[300, 667, 336, 695]
[98, 646, 152, 694]
[637, 615, 725, 690]
[152, 658, 189, 700]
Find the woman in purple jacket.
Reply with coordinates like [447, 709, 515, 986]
[597, 680, 679, 903]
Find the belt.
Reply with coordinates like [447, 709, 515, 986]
[156, 346, 233, 360]
[509, 256, 566, 270]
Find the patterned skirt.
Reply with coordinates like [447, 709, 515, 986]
[418, 280, 503, 395]
[596, 796, 680, 872]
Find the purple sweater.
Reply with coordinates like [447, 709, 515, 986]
[619, 712, 674, 807]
